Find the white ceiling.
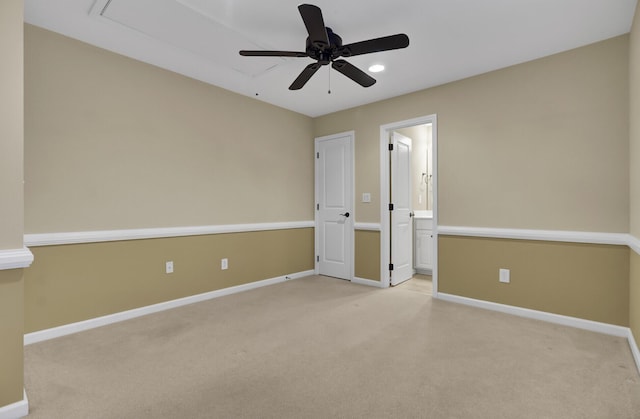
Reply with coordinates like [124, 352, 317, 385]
[25, 0, 637, 117]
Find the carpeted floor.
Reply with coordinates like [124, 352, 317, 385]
[396, 274, 433, 295]
[24, 275, 640, 418]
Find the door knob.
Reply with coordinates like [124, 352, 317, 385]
[339, 212, 350, 218]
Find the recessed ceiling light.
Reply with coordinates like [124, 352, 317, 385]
[369, 64, 385, 73]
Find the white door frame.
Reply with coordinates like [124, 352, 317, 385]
[314, 131, 355, 280]
[379, 115, 438, 293]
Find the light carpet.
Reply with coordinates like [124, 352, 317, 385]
[24, 275, 640, 418]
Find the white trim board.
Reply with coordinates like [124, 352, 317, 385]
[24, 221, 315, 247]
[24, 270, 314, 345]
[628, 235, 640, 256]
[0, 247, 34, 270]
[438, 226, 628, 246]
[436, 293, 640, 375]
[354, 223, 381, 231]
[0, 390, 28, 419]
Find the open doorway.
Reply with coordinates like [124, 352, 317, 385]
[379, 115, 438, 295]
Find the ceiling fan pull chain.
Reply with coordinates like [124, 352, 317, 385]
[328, 66, 331, 94]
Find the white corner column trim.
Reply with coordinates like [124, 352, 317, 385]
[0, 390, 28, 419]
[0, 247, 34, 270]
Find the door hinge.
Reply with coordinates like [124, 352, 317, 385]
[316, 152, 320, 159]
[317, 255, 320, 262]
[389, 203, 394, 211]
[389, 263, 394, 271]
[316, 203, 319, 210]
[388, 144, 394, 151]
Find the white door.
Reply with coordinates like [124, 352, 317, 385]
[390, 132, 413, 285]
[315, 133, 353, 280]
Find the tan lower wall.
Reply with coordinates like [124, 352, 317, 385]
[631, 251, 640, 347]
[25, 228, 314, 333]
[0, 269, 24, 406]
[355, 230, 380, 281]
[438, 236, 630, 326]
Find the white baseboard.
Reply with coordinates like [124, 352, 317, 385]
[629, 329, 640, 376]
[415, 268, 432, 275]
[0, 390, 28, 419]
[24, 270, 314, 345]
[436, 292, 640, 376]
[436, 293, 629, 337]
[351, 277, 385, 288]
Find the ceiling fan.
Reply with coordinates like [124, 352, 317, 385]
[239, 4, 410, 90]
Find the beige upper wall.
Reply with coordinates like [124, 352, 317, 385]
[24, 25, 314, 233]
[314, 36, 630, 232]
[0, 0, 24, 249]
[631, 6, 640, 238]
[24, 25, 631, 234]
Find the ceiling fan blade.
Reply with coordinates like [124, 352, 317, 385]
[298, 4, 329, 49]
[240, 50, 308, 57]
[289, 62, 321, 90]
[339, 33, 409, 57]
[332, 60, 376, 87]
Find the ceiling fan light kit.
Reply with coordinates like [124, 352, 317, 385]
[239, 4, 409, 91]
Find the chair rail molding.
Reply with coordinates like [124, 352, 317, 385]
[24, 221, 315, 247]
[354, 222, 381, 231]
[0, 247, 34, 270]
[438, 225, 629, 246]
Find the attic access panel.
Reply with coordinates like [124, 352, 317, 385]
[92, 0, 285, 78]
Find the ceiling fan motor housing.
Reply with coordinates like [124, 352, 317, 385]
[306, 27, 342, 65]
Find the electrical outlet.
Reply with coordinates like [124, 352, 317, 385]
[166, 261, 174, 274]
[221, 258, 228, 270]
[499, 268, 510, 283]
